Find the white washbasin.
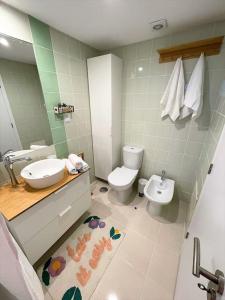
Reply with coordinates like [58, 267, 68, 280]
[144, 175, 175, 205]
[21, 159, 65, 189]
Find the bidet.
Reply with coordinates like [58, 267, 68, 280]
[144, 174, 175, 216]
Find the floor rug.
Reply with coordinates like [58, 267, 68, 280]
[37, 215, 124, 300]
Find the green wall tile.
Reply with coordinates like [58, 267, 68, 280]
[29, 16, 52, 49]
[44, 92, 61, 111]
[29, 15, 69, 158]
[51, 126, 67, 144]
[55, 142, 69, 158]
[34, 46, 56, 72]
[39, 71, 59, 93]
[47, 111, 64, 128]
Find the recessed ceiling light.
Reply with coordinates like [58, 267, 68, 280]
[138, 66, 144, 72]
[150, 19, 168, 31]
[153, 24, 164, 30]
[0, 37, 9, 47]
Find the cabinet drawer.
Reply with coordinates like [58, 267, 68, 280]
[10, 172, 90, 244]
[23, 191, 91, 264]
[53, 171, 90, 212]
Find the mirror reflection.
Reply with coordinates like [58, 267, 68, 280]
[0, 34, 53, 157]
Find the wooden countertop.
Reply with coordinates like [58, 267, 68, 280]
[0, 170, 87, 221]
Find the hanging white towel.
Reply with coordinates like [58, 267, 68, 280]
[180, 53, 205, 119]
[0, 213, 44, 300]
[160, 57, 185, 121]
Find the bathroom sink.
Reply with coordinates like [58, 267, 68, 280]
[21, 159, 65, 189]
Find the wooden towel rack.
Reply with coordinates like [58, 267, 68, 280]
[158, 36, 224, 63]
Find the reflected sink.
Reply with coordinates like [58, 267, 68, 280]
[5, 149, 34, 158]
[21, 159, 65, 189]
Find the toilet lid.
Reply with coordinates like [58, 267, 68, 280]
[108, 167, 138, 187]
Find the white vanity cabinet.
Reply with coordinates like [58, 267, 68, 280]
[9, 171, 91, 264]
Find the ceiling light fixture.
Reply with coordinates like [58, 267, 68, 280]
[0, 37, 9, 47]
[150, 19, 168, 31]
[153, 23, 164, 30]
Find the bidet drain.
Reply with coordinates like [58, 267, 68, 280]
[157, 190, 162, 194]
[99, 187, 108, 193]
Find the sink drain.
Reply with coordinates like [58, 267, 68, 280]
[157, 190, 162, 194]
[99, 187, 108, 193]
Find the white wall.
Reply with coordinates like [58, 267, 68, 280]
[0, 3, 32, 43]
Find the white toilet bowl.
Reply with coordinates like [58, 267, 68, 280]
[108, 166, 138, 202]
[144, 175, 175, 216]
[108, 146, 144, 202]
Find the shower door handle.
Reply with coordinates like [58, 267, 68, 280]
[192, 237, 225, 295]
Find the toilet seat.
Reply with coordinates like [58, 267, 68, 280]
[108, 166, 138, 191]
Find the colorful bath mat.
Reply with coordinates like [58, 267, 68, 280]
[37, 215, 124, 300]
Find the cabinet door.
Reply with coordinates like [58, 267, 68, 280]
[88, 55, 112, 180]
[23, 191, 91, 264]
[10, 173, 90, 244]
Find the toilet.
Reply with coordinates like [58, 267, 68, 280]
[108, 146, 144, 202]
[144, 174, 175, 216]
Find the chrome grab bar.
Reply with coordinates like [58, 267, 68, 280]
[193, 237, 225, 295]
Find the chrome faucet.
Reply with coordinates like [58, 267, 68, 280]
[161, 170, 166, 182]
[1, 150, 32, 187]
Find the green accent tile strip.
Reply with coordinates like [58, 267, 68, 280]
[47, 111, 64, 129]
[34, 46, 56, 72]
[29, 16, 52, 49]
[39, 71, 59, 93]
[55, 142, 70, 158]
[29, 16, 68, 158]
[44, 92, 61, 111]
[51, 126, 67, 144]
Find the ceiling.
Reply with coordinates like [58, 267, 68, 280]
[0, 33, 35, 64]
[2, 0, 225, 50]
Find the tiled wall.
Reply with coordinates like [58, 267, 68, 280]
[0, 58, 52, 149]
[29, 16, 69, 158]
[187, 22, 225, 222]
[49, 28, 98, 181]
[109, 21, 225, 203]
[0, 14, 98, 185]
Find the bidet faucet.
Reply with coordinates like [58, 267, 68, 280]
[1, 151, 32, 187]
[161, 170, 166, 182]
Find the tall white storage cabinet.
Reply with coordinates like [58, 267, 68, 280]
[87, 54, 122, 180]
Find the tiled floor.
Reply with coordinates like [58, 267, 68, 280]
[88, 180, 187, 300]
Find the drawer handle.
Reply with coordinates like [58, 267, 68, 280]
[59, 205, 72, 218]
[54, 184, 68, 195]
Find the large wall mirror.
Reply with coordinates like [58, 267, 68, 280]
[0, 34, 53, 157]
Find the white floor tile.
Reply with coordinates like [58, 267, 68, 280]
[91, 257, 143, 300]
[140, 278, 174, 300]
[115, 229, 154, 277]
[128, 208, 161, 242]
[77, 179, 186, 299]
[146, 244, 180, 295]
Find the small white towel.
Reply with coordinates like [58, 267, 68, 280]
[0, 213, 44, 300]
[180, 53, 205, 119]
[64, 159, 78, 175]
[160, 57, 185, 121]
[68, 154, 89, 172]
